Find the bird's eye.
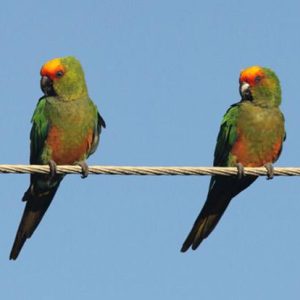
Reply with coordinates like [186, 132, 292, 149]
[56, 70, 64, 78]
[255, 75, 262, 83]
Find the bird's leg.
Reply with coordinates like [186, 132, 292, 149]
[264, 163, 274, 180]
[236, 163, 245, 179]
[48, 160, 57, 178]
[77, 161, 89, 179]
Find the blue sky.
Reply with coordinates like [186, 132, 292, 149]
[0, 0, 300, 299]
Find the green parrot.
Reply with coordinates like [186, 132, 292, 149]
[181, 66, 285, 252]
[10, 56, 106, 260]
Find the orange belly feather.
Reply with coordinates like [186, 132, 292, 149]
[231, 134, 282, 167]
[46, 126, 93, 164]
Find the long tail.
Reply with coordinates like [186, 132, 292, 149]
[181, 175, 257, 252]
[10, 177, 63, 260]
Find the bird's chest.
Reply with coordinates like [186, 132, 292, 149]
[44, 103, 94, 164]
[231, 107, 283, 166]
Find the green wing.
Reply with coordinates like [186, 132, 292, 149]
[97, 111, 106, 130]
[29, 97, 49, 164]
[181, 103, 251, 252]
[89, 110, 106, 157]
[213, 103, 239, 166]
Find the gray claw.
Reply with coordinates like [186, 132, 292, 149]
[77, 161, 89, 178]
[264, 163, 274, 180]
[236, 163, 245, 179]
[48, 160, 57, 178]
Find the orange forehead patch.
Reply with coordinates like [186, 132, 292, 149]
[239, 66, 264, 86]
[40, 58, 65, 80]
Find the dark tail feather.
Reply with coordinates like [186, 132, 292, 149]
[10, 181, 62, 260]
[181, 195, 231, 252]
[181, 175, 257, 252]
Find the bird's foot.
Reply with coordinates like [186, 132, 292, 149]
[264, 163, 274, 180]
[48, 160, 57, 178]
[77, 161, 89, 179]
[236, 163, 245, 179]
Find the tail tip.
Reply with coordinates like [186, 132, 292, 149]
[9, 249, 20, 260]
[181, 237, 203, 253]
[9, 232, 27, 261]
[180, 244, 189, 253]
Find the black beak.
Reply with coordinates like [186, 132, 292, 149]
[40, 76, 56, 96]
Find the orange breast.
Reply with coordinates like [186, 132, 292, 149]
[231, 133, 282, 167]
[46, 126, 94, 164]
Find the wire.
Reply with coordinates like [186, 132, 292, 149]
[0, 165, 298, 176]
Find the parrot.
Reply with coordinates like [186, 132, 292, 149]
[181, 66, 285, 252]
[10, 56, 106, 260]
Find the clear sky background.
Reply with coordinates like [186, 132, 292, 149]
[0, 0, 300, 299]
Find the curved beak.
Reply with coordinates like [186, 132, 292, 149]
[40, 76, 56, 96]
[239, 82, 252, 101]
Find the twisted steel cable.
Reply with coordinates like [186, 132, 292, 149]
[0, 165, 298, 176]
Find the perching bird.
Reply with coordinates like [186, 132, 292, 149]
[181, 66, 285, 252]
[10, 56, 106, 260]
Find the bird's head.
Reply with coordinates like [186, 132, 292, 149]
[239, 66, 281, 107]
[40, 56, 88, 100]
